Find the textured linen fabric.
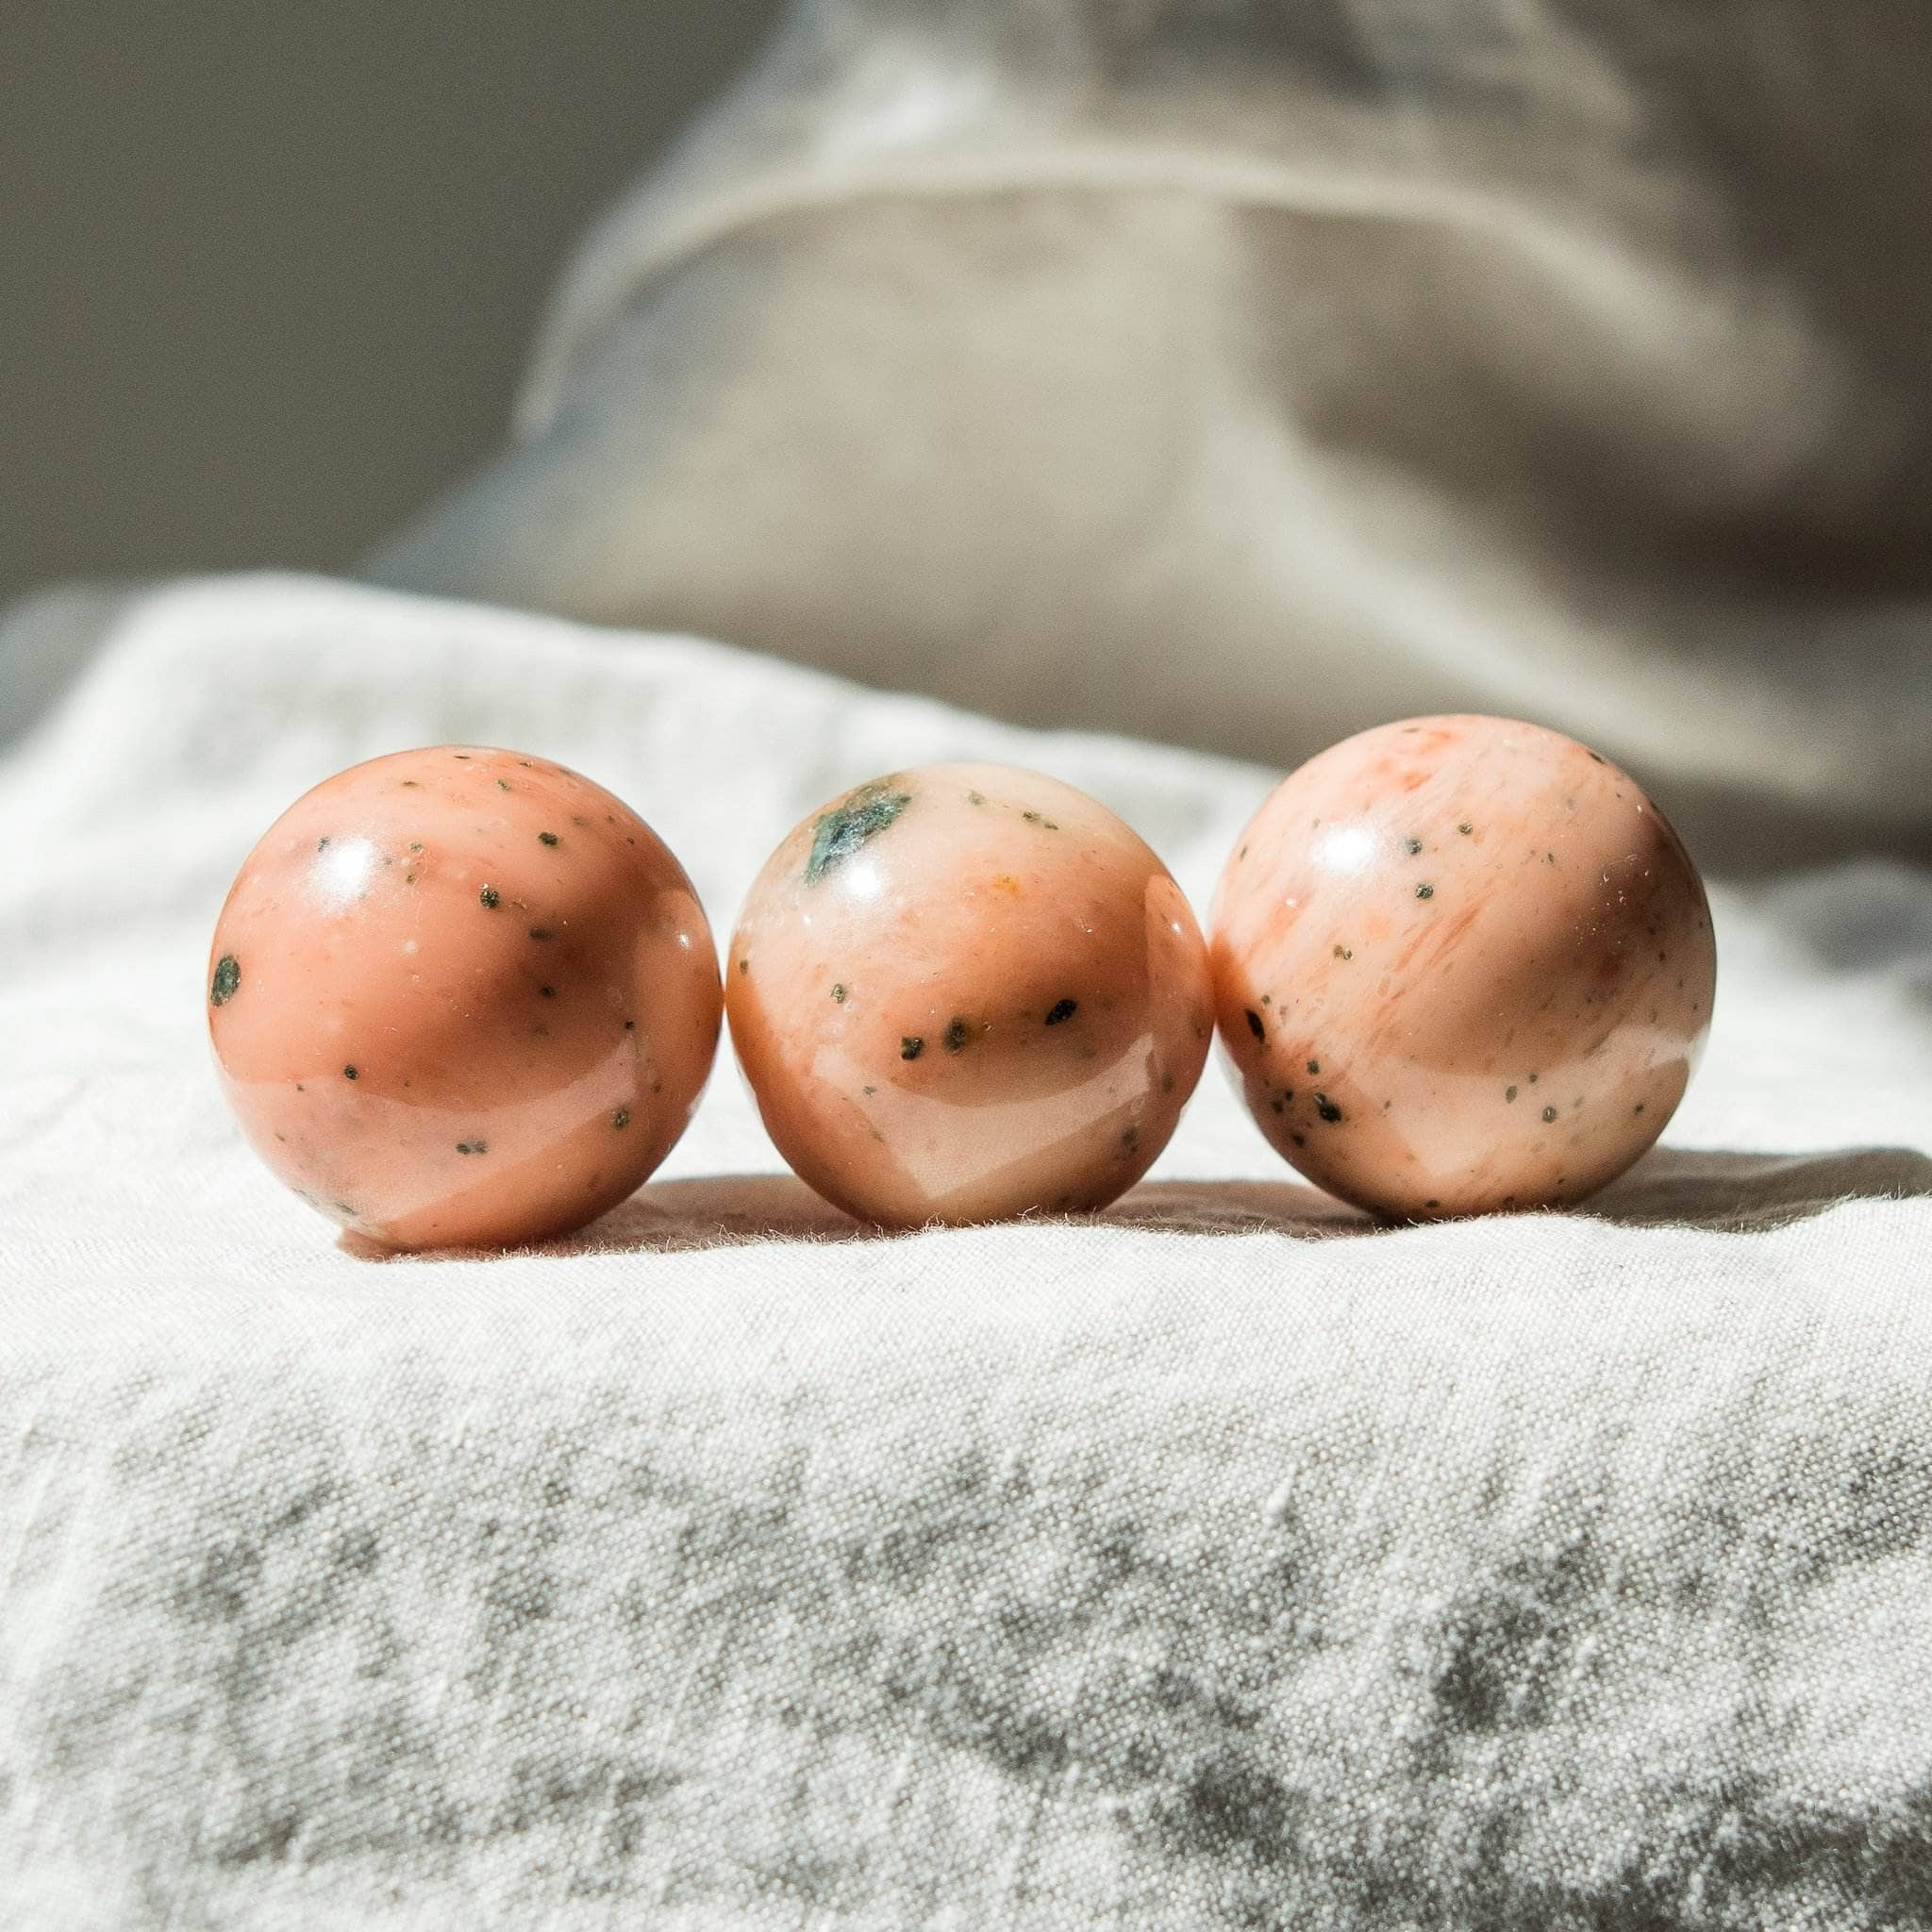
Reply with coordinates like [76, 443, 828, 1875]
[369, 0, 1932, 872]
[4, 575, 1932, 1927]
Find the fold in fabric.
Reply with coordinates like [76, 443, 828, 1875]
[371, 0, 1932, 868]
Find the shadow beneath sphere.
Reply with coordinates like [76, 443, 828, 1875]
[1114, 1145, 1932, 1238]
[342, 1142, 1931, 1259]
[577, 1173, 876, 1252]
[588, 1142, 1932, 1247]
[1579, 1142, 1932, 1230]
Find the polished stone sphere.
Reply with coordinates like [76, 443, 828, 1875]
[727, 762, 1212, 1226]
[207, 745, 721, 1249]
[1210, 715, 1716, 1218]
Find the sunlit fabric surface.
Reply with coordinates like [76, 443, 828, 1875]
[371, 0, 1932, 871]
[3, 576, 1930, 1927]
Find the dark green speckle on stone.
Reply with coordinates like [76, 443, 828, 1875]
[479, 885, 500, 908]
[1416, 882, 1435, 900]
[805, 780, 912, 885]
[831, 983, 847, 1003]
[343, 1064, 358, 1080]
[901, 1036, 924, 1061]
[942, 1017, 971, 1052]
[1542, 1105, 1557, 1123]
[1045, 998, 1078, 1025]
[538, 831, 558, 846]
[209, 956, 241, 1006]
[612, 1107, 630, 1129]
[1315, 1094, 1343, 1123]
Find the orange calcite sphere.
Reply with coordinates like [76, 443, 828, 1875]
[1210, 715, 1716, 1219]
[207, 746, 721, 1249]
[727, 762, 1213, 1226]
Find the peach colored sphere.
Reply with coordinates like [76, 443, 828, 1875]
[207, 746, 721, 1250]
[1210, 715, 1716, 1219]
[727, 763, 1213, 1226]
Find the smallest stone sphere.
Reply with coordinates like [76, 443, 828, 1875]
[727, 762, 1214, 1226]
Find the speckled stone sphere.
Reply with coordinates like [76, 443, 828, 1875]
[727, 762, 1213, 1226]
[1211, 715, 1716, 1218]
[207, 746, 721, 1250]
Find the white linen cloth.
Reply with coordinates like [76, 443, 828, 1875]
[4, 575, 1931, 1927]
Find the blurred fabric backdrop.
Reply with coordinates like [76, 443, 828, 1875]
[1, 1, 780, 609]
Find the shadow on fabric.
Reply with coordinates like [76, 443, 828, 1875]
[341, 1144, 1932, 1258]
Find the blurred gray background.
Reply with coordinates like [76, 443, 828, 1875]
[1, 1, 781, 611]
